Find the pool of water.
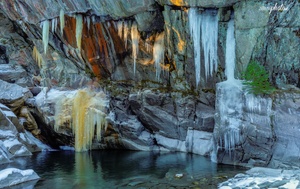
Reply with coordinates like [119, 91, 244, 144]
[1, 150, 248, 188]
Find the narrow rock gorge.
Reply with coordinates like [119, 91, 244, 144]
[0, 0, 299, 170]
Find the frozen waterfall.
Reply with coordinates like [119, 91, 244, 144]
[225, 18, 236, 81]
[188, 8, 218, 88]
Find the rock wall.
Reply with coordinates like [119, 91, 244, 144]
[0, 0, 299, 166]
[214, 81, 300, 168]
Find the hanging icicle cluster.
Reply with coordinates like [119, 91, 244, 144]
[153, 32, 165, 81]
[188, 8, 219, 87]
[54, 89, 108, 152]
[115, 20, 130, 49]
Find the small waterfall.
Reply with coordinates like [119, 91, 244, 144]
[225, 18, 236, 81]
[188, 8, 218, 87]
[131, 22, 139, 76]
[153, 32, 165, 81]
[212, 15, 242, 161]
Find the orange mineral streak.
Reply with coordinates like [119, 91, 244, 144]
[63, 16, 77, 48]
[63, 16, 125, 79]
[170, 0, 185, 6]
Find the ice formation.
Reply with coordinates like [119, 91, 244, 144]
[131, 22, 139, 76]
[153, 32, 165, 81]
[225, 17, 235, 81]
[188, 8, 218, 87]
[60, 9, 65, 35]
[116, 20, 123, 39]
[51, 18, 57, 33]
[201, 10, 218, 80]
[32, 46, 43, 68]
[188, 8, 201, 87]
[76, 14, 83, 49]
[42, 20, 50, 54]
[54, 89, 108, 152]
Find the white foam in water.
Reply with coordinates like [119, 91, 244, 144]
[225, 17, 235, 81]
[153, 32, 165, 81]
[188, 8, 218, 87]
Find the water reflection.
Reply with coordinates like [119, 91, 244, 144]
[1, 151, 246, 188]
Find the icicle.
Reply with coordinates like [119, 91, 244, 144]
[60, 9, 65, 35]
[117, 20, 123, 39]
[153, 32, 165, 81]
[42, 20, 50, 54]
[32, 46, 43, 68]
[92, 15, 96, 23]
[131, 22, 139, 76]
[51, 18, 57, 33]
[123, 21, 130, 49]
[188, 8, 201, 88]
[86, 16, 91, 30]
[76, 14, 83, 50]
[201, 10, 218, 80]
[225, 17, 235, 81]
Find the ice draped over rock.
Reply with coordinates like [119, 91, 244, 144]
[54, 88, 109, 152]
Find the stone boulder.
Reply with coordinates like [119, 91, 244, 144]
[0, 168, 39, 188]
[0, 80, 32, 112]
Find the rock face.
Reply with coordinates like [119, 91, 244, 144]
[0, 0, 299, 168]
[0, 103, 48, 165]
[213, 81, 300, 168]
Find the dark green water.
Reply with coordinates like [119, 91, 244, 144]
[2, 150, 247, 188]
